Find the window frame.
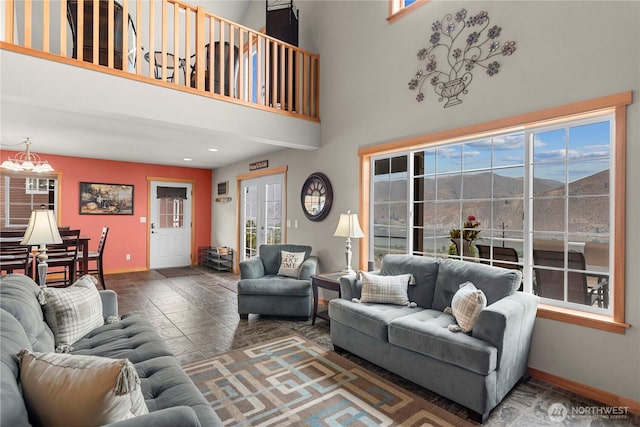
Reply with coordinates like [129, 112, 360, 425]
[2, 172, 60, 228]
[358, 92, 631, 333]
[387, 0, 429, 24]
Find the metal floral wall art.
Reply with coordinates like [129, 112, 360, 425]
[408, 9, 516, 108]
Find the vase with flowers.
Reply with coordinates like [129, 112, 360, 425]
[448, 215, 481, 259]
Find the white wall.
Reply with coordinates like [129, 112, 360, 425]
[213, 0, 640, 402]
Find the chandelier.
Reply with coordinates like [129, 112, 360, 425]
[1, 138, 54, 173]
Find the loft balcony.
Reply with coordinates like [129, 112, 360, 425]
[0, 0, 321, 166]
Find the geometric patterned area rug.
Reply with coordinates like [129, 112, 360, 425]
[183, 335, 472, 426]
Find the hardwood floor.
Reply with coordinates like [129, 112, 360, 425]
[105, 268, 638, 426]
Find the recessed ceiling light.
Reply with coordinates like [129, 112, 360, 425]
[208, 148, 219, 152]
[184, 158, 193, 161]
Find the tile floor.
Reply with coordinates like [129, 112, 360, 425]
[105, 268, 637, 426]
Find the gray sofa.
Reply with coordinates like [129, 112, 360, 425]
[237, 244, 319, 319]
[0, 274, 222, 427]
[329, 254, 538, 423]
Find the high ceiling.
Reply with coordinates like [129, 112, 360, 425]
[1, 0, 314, 171]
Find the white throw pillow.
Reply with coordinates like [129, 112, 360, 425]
[16, 350, 148, 427]
[39, 275, 104, 352]
[277, 251, 306, 277]
[446, 281, 487, 333]
[358, 271, 414, 306]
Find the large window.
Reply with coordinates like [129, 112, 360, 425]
[364, 93, 630, 330]
[372, 155, 409, 261]
[1, 173, 58, 228]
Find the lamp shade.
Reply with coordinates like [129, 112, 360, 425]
[21, 209, 62, 246]
[333, 211, 364, 239]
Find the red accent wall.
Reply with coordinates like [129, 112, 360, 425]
[4, 151, 212, 273]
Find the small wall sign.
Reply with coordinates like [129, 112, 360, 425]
[249, 160, 269, 171]
[217, 181, 228, 196]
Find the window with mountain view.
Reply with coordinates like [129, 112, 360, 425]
[370, 115, 614, 315]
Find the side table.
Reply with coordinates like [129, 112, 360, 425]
[311, 272, 344, 325]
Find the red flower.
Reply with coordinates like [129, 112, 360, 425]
[468, 215, 476, 221]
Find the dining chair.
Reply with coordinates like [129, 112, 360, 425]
[41, 229, 81, 287]
[533, 249, 598, 306]
[477, 244, 521, 270]
[82, 226, 109, 289]
[0, 244, 30, 275]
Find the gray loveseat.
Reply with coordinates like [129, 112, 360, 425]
[329, 254, 538, 423]
[237, 244, 319, 319]
[0, 274, 222, 427]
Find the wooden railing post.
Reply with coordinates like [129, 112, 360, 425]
[23, 0, 32, 48]
[42, 0, 50, 52]
[195, 7, 205, 90]
[4, 0, 15, 43]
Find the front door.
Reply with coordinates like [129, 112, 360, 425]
[149, 181, 192, 269]
[240, 174, 284, 261]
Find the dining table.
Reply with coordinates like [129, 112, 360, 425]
[0, 230, 91, 279]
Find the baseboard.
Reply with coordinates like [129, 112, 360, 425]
[529, 367, 640, 415]
[105, 267, 149, 275]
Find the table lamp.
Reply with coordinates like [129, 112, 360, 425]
[21, 208, 62, 287]
[333, 210, 364, 273]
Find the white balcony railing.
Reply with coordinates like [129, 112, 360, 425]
[2, 0, 320, 120]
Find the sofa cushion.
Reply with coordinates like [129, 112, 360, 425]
[0, 274, 55, 352]
[388, 309, 498, 375]
[277, 251, 306, 277]
[134, 355, 217, 424]
[359, 271, 413, 306]
[329, 299, 422, 341]
[40, 275, 104, 351]
[380, 254, 440, 308]
[446, 282, 487, 333]
[237, 276, 311, 297]
[17, 350, 148, 427]
[432, 259, 521, 312]
[70, 313, 175, 363]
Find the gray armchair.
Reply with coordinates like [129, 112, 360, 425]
[237, 244, 319, 319]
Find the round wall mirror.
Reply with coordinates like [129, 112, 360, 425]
[301, 172, 333, 221]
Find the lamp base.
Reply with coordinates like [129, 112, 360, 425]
[36, 245, 48, 288]
[37, 260, 48, 288]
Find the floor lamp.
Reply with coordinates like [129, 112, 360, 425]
[21, 208, 62, 287]
[333, 210, 364, 274]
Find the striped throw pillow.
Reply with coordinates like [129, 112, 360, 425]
[40, 275, 104, 352]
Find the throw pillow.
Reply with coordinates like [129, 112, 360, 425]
[277, 251, 306, 277]
[357, 271, 415, 306]
[445, 281, 487, 333]
[15, 349, 148, 427]
[39, 274, 104, 352]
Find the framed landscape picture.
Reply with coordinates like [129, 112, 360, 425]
[80, 182, 134, 215]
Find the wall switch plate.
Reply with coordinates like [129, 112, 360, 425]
[126, 254, 131, 261]
[140, 217, 147, 223]
[286, 219, 291, 228]
[294, 220, 299, 228]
